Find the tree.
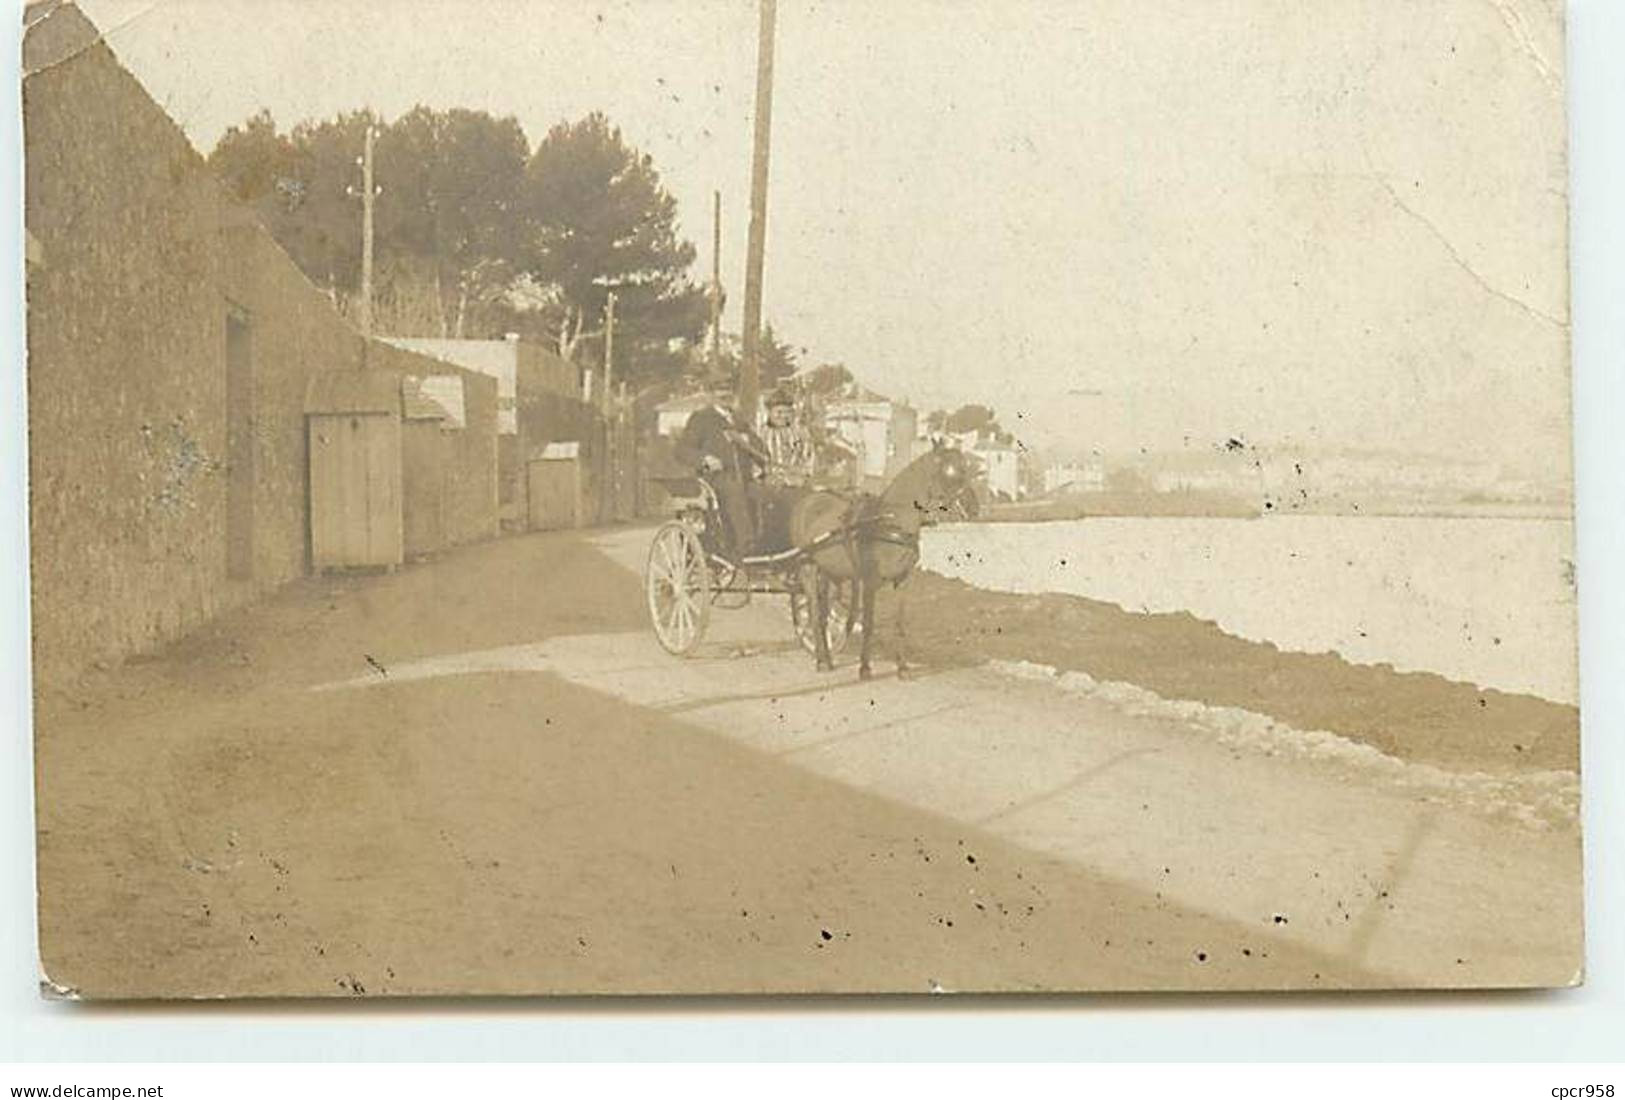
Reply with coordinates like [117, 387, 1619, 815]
[207, 106, 705, 362]
[374, 106, 529, 336]
[944, 404, 999, 435]
[758, 323, 801, 392]
[696, 326, 805, 395]
[209, 106, 531, 336]
[802, 363, 854, 398]
[519, 112, 707, 378]
[208, 109, 368, 301]
[209, 109, 299, 210]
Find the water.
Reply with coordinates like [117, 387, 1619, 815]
[919, 515, 1578, 704]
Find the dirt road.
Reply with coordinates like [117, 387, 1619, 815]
[33, 527, 1580, 997]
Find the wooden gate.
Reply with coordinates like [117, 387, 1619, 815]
[527, 443, 583, 531]
[308, 412, 404, 569]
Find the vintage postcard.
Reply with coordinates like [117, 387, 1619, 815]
[24, 0, 1577, 998]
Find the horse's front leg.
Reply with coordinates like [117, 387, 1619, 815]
[812, 568, 835, 673]
[858, 562, 878, 681]
[894, 578, 912, 680]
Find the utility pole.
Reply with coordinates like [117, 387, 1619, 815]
[739, 0, 776, 418]
[602, 290, 617, 416]
[349, 123, 379, 337]
[710, 189, 723, 372]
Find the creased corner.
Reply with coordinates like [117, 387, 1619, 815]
[1485, 0, 1562, 95]
[1361, 149, 1568, 332]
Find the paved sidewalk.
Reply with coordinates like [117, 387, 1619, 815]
[313, 526, 1581, 988]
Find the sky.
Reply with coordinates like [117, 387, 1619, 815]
[69, 0, 1570, 469]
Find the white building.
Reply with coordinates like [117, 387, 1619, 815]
[382, 333, 576, 436]
[384, 335, 522, 435]
[654, 393, 713, 438]
[824, 397, 918, 484]
[1044, 461, 1104, 494]
[974, 440, 1022, 500]
[1151, 468, 1256, 494]
[1258, 452, 1505, 499]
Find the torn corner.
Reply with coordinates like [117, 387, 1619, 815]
[22, 0, 165, 81]
[39, 971, 82, 1001]
[23, 1, 103, 79]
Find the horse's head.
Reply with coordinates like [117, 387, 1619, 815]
[901, 441, 979, 523]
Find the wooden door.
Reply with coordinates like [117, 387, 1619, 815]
[527, 457, 580, 531]
[309, 413, 404, 568]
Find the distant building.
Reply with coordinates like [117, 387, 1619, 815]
[655, 393, 713, 438]
[1044, 461, 1104, 494]
[1151, 468, 1253, 494]
[824, 396, 918, 486]
[1257, 452, 1505, 504]
[383, 334, 586, 528]
[382, 334, 577, 436]
[973, 439, 1022, 500]
[401, 373, 468, 430]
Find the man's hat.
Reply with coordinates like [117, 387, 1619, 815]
[766, 388, 796, 408]
[700, 361, 727, 383]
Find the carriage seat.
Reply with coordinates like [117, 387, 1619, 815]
[752, 483, 807, 557]
[651, 475, 711, 510]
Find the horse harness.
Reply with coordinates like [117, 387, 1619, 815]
[821, 493, 917, 590]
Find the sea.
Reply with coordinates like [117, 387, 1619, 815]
[919, 515, 1578, 705]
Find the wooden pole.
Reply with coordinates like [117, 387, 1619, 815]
[710, 189, 723, 371]
[359, 123, 376, 336]
[739, 0, 776, 419]
[602, 290, 617, 416]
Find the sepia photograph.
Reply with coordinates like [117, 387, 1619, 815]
[22, 0, 1579, 999]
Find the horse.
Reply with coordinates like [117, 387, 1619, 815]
[787, 442, 979, 680]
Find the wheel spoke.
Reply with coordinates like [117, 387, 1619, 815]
[648, 527, 709, 653]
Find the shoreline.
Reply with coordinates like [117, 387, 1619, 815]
[889, 571, 1579, 777]
[986, 499, 1571, 523]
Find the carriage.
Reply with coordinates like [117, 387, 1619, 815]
[643, 475, 857, 658]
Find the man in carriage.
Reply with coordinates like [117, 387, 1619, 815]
[655, 382, 978, 677]
[674, 379, 767, 565]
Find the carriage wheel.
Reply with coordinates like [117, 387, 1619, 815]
[647, 522, 712, 655]
[790, 578, 856, 657]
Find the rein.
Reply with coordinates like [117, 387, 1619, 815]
[857, 511, 921, 549]
[803, 452, 961, 563]
[797, 497, 918, 558]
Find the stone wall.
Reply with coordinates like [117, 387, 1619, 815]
[23, 2, 499, 680]
[26, 5, 242, 680]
